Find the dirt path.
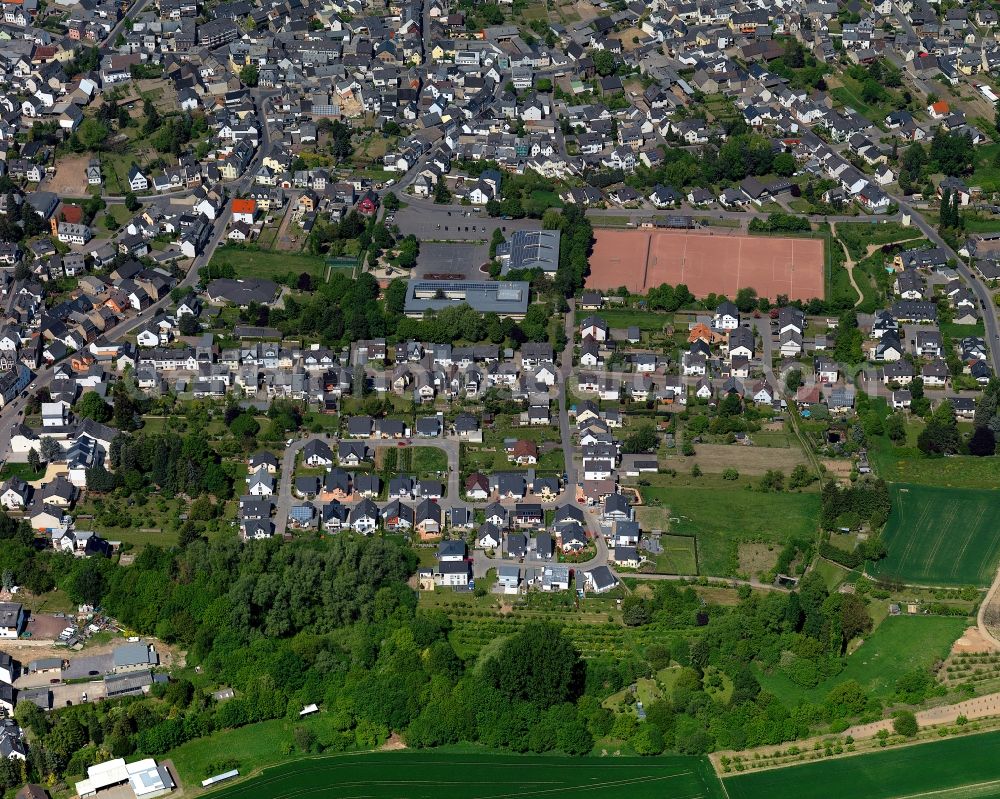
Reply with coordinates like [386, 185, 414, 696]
[273, 203, 299, 251]
[830, 222, 864, 309]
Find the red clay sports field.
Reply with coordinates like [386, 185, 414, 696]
[586, 228, 825, 301]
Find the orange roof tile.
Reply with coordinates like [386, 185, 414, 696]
[231, 198, 256, 214]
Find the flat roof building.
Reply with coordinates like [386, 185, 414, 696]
[498, 229, 561, 274]
[76, 758, 174, 799]
[105, 670, 153, 698]
[113, 642, 158, 673]
[404, 280, 530, 319]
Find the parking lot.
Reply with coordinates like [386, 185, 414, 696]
[24, 612, 71, 639]
[395, 203, 540, 245]
[415, 242, 490, 280]
[62, 653, 113, 680]
[51, 679, 105, 709]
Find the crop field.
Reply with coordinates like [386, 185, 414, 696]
[755, 615, 967, 706]
[872, 484, 1000, 587]
[869, 440, 1000, 490]
[723, 729, 1000, 799]
[203, 752, 726, 799]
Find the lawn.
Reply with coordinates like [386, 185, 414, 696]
[828, 73, 902, 129]
[524, 189, 564, 216]
[0, 462, 45, 481]
[461, 441, 564, 476]
[971, 142, 1000, 194]
[755, 615, 967, 707]
[639, 478, 820, 576]
[591, 216, 634, 228]
[871, 483, 1000, 587]
[940, 319, 985, 339]
[194, 751, 725, 799]
[208, 245, 325, 282]
[962, 214, 1000, 233]
[828, 263, 858, 308]
[165, 714, 345, 787]
[724, 729, 1000, 799]
[410, 446, 448, 475]
[73, 496, 185, 550]
[813, 558, 852, 591]
[576, 308, 674, 332]
[645, 534, 698, 575]
[835, 221, 924, 260]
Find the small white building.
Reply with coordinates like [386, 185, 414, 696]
[76, 758, 175, 799]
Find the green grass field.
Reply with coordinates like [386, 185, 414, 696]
[868, 439, 1000, 490]
[872, 484, 1000, 587]
[640, 483, 820, 576]
[574, 309, 674, 332]
[756, 615, 967, 706]
[724, 729, 1000, 799]
[647, 535, 698, 574]
[939, 319, 986, 340]
[198, 751, 725, 799]
[813, 558, 852, 591]
[828, 263, 859, 308]
[0, 462, 45, 481]
[835, 221, 924, 259]
[971, 143, 1000, 194]
[209, 246, 326, 281]
[410, 447, 448, 475]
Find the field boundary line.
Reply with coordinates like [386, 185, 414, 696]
[890, 776, 1000, 799]
[716, 720, 1000, 780]
[977, 563, 1000, 650]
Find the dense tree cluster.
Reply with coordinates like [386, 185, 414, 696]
[63, 45, 100, 78]
[969, 380, 1000, 456]
[626, 129, 781, 196]
[916, 400, 960, 456]
[748, 213, 811, 233]
[102, 431, 235, 498]
[820, 479, 891, 531]
[833, 310, 864, 365]
[0, 503, 952, 784]
[938, 188, 964, 231]
[261, 271, 552, 349]
[0, 191, 46, 243]
[542, 206, 592, 297]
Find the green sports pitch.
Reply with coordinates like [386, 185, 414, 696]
[870, 483, 1000, 587]
[202, 752, 725, 799]
[723, 729, 1000, 799]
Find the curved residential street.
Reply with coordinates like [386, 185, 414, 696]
[269, 416, 615, 579]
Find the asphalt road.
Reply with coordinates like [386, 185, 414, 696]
[102, 0, 152, 47]
[558, 299, 578, 489]
[0, 92, 250, 463]
[269, 430, 620, 578]
[274, 434, 460, 535]
[893, 196, 1000, 374]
